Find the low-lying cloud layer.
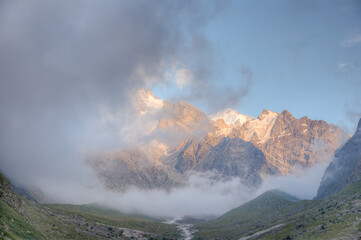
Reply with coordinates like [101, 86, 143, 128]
[40, 173, 252, 218]
[38, 165, 327, 218]
[257, 164, 329, 200]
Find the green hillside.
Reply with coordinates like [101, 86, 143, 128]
[195, 182, 361, 240]
[0, 200, 44, 239]
[195, 190, 317, 239]
[0, 173, 180, 240]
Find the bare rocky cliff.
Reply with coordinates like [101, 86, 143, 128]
[316, 118, 361, 199]
[87, 89, 348, 191]
[211, 109, 348, 175]
[194, 137, 273, 187]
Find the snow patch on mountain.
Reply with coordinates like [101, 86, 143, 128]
[209, 108, 279, 143]
[244, 110, 279, 143]
[209, 108, 254, 126]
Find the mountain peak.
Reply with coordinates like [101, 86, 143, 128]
[258, 109, 278, 121]
[134, 88, 163, 114]
[209, 108, 254, 126]
[135, 88, 159, 100]
[281, 110, 292, 116]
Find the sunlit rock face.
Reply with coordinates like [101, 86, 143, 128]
[87, 89, 349, 191]
[316, 118, 361, 199]
[210, 109, 348, 175]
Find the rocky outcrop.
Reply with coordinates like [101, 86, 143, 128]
[168, 136, 273, 187]
[158, 100, 210, 135]
[86, 150, 183, 190]
[0, 173, 26, 214]
[316, 118, 361, 199]
[195, 137, 273, 187]
[212, 109, 348, 175]
[171, 134, 223, 174]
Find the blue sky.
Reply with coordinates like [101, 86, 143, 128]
[153, 0, 361, 132]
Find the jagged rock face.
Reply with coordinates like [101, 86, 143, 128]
[316, 119, 361, 199]
[257, 112, 347, 174]
[211, 110, 348, 175]
[0, 173, 26, 213]
[158, 100, 210, 134]
[86, 150, 182, 190]
[172, 134, 224, 174]
[195, 138, 273, 187]
[169, 136, 272, 185]
[87, 89, 348, 191]
[133, 88, 210, 135]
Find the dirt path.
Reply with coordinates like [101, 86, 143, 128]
[238, 223, 285, 240]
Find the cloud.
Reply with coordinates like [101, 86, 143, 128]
[341, 34, 361, 47]
[337, 62, 358, 72]
[256, 164, 329, 200]
[175, 66, 253, 113]
[0, 1, 333, 220]
[0, 0, 226, 187]
[175, 68, 194, 89]
[38, 165, 329, 218]
[40, 172, 253, 218]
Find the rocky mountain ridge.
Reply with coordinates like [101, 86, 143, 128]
[87, 89, 349, 190]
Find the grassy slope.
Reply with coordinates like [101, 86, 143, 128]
[261, 180, 361, 240]
[196, 183, 361, 240]
[0, 200, 44, 240]
[45, 204, 180, 239]
[195, 190, 318, 240]
[0, 173, 180, 240]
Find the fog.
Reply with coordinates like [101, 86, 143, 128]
[35, 164, 328, 218]
[39, 172, 252, 218]
[0, 0, 226, 185]
[0, 0, 339, 220]
[256, 164, 329, 200]
[0, 0, 257, 219]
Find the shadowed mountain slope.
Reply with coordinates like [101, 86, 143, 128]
[316, 118, 361, 199]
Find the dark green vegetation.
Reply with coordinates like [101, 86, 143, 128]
[0, 173, 180, 240]
[0, 198, 43, 239]
[195, 181, 361, 240]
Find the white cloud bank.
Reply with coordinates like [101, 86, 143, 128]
[38, 164, 327, 219]
[256, 164, 328, 200]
